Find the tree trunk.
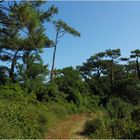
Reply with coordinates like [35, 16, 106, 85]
[50, 30, 59, 81]
[136, 57, 140, 80]
[110, 59, 113, 88]
[50, 44, 57, 81]
[9, 50, 18, 81]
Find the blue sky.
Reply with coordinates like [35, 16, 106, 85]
[41, 1, 140, 69]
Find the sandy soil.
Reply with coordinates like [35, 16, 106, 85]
[45, 113, 89, 139]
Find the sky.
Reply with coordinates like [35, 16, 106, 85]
[41, 1, 140, 69]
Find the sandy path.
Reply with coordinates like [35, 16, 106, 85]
[45, 113, 89, 139]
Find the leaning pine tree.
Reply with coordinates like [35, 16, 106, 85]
[50, 19, 80, 81]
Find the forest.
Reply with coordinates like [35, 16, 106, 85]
[0, 1, 140, 139]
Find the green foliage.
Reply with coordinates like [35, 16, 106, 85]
[45, 101, 69, 120]
[82, 95, 101, 111]
[0, 91, 76, 139]
[105, 48, 121, 59]
[0, 66, 9, 84]
[83, 109, 138, 139]
[83, 118, 102, 136]
[109, 118, 137, 139]
[0, 100, 48, 138]
[107, 97, 133, 119]
[0, 1, 54, 82]
[131, 107, 140, 125]
[83, 110, 112, 139]
[131, 49, 140, 58]
[53, 67, 88, 105]
[0, 84, 25, 100]
[44, 82, 60, 101]
[113, 79, 140, 104]
[0, 84, 75, 139]
[53, 19, 80, 37]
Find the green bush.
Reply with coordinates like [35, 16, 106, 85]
[0, 84, 25, 100]
[0, 99, 77, 139]
[107, 97, 132, 119]
[83, 110, 110, 138]
[83, 118, 101, 136]
[0, 84, 81, 138]
[0, 100, 49, 139]
[83, 108, 138, 139]
[109, 118, 138, 139]
[46, 101, 68, 120]
[0, 84, 37, 102]
[83, 95, 100, 111]
[131, 107, 140, 124]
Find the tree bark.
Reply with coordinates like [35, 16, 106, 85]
[9, 50, 18, 81]
[50, 30, 59, 81]
[136, 57, 140, 80]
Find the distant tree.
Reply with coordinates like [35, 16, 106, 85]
[105, 49, 121, 88]
[78, 52, 107, 80]
[50, 20, 80, 81]
[53, 67, 88, 105]
[130, 49, 140, 80]
[88, 52, 106, 79]
[78, 53, 109, 98]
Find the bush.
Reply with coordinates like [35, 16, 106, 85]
[83, 119, 101, 136]
[107, 97, 132, 119]
[83, 110, 110, 138]
[113, 79, 140, 105]
[0, 84, 81, 138]
[131, 107, 140, 124]
[83, 95, 100, 111]
[0, 84, 25, 100]
[45, 101, 68, 120]
[0, 84, 37, 102]
[83, 108, 138, 139]
[109, 118, 137, 139]
[0, 100, 49, 139]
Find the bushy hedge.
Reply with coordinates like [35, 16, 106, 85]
[83, 112, 138, 139]
[83, 98, 140, 139]
[0, 84, 75, 139]
[0, 100, 49, 138]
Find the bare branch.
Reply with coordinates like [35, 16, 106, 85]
[58, 30, 66, 39]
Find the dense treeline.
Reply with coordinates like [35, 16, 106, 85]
[0, 1, 140, 139]
[78, 49, 140, 138]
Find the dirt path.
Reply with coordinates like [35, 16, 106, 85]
[45, 113, 89, 139]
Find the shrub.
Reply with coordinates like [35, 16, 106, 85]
[46, 101, 68, 120]
[83, 108, 138, 139]
[107, 97, 132, 119]
[131, 107, 140, 124]
[109, 119, 137, 139]
[0, 84, 25, 100]
[83, 110, 110, 138]
[0, 100, 49, 139]
[83, 119, 101, 136]
[0, 84, 77, 139]
[83, 95, 100, 111]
